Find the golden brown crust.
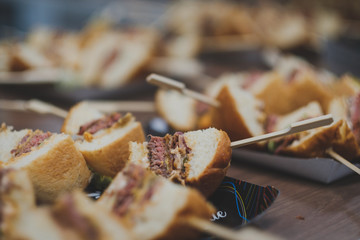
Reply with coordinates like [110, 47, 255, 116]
[196, 111, 213, 130]
[278, 120, 360, 159]
[254, 73, 291, 115]
[81, 122, 145, 177]
[153, 189, 215, 240]
[186, 130, 232, 197]
[10, 135, 91, 203]
[212, 85, 253, 141]
[154, 90, 197, 132]
[286, 73, 333, 114]
[60, 102, 82, 133]
[332, 120, 360, 161]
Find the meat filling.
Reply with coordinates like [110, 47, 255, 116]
[241, 72, 263, 90]
[265, 114, 278, 133]
[112, 164, 159, 218]
[77, 112, 122, 135]
[147, 132, 191, 184]
[10, 130, 52, 157]
[349, 93, 360, 144]
[52, 195, 99, 240]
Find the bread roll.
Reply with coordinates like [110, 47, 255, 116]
[0, 124, 91, 203]
[212, 82, 265, 143]
[62, 101, 145, 177]
[97, 163, 215, 240]
[129, 127, 231, 196]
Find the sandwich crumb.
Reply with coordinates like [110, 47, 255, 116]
[84, 132, 93, 142]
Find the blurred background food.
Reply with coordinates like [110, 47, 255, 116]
[0, 0, 359, 92]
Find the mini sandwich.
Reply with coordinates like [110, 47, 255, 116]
[206, 71, 288, 115]
[265, 100, 360, 160]
[155, 89, 203, 131]
[0, 168, 63, 240]
[128, 127, 231, 197]
[97, 163, 215, 240]
[269, 119, 360, 160]
[272, 54, 335, 114]
[7, 43, 54, 72]
[61, 101, 145, 177]
[211, 82, 266, 143]
[328, 75, 360, 98]
[1, 168, 133, 240]
[50, 190, 134, 240]
[0, 124, 91, 203]
[90, 28, 158, 88]
[327, 92, 360, 153]
[265, 101, 323, 133]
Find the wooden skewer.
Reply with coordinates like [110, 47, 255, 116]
[186, 217, 282, 240]
[326, 148, 360, 176]
[26, 99, 68, 118]
[146, 73, 220, 107]
[84, 100, 155, 113]
[230, 114, 334, 148]
[0, 99, 67, 118]
[0, 99, 156, 117]
[0, 68, 62, 84]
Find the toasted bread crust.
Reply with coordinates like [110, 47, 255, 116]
[153, 189, 215, 240]
[186, 130, 231, 197]
[9, 135, 91, 203]
[60, 102, 80, 133]
[80, 122, 145, 177]
[278, 120, 360, 160]
[286, 73, 333, 113]
[212, 85, 253, 141]
[155, 90, 197, 132]
[332, 120, 360, 161]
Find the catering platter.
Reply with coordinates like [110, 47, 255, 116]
[233, 149, 360, 184]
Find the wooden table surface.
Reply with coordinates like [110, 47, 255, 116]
[1, 69, 359, 240]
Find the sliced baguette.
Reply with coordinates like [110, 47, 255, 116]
[61, 101, 145, 177]
[99, 29, 158, 88]
[272, 101, 323, 132]
[212, 83, 265, 143]
[51, 190, 134, 240]
[155, 89, 198, 132]
[0, 124, 91, 203]
[129, 127, 231, 197]
[0, 168, 68, 240]
[276, 120, 360, 160]
[97, 163, 215, 240]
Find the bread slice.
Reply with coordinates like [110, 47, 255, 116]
[61, 101, 145, 177]
[8, 43, 53, 71]
[270, 101, 323, 132]
[274, 120, 360, 160]
[0, 124, 91, 203]
[1, 169, 132, 240]
[77, 31, 121, 86]
[327, 92, 360, 149]
[0, 169, 35, 225]
[51, 190, 134, 240]
[155, 89, 198, 131]
[129, 127, 231, 197]
[97, 163, 215, 240]
[211, 82, 265, 142]
[0, 168, 68, 240]
[99, 28, 158, 88]
[327, 97, 348, 123]
[329, 75, 360, 97]
[285, 71, 334, 113]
